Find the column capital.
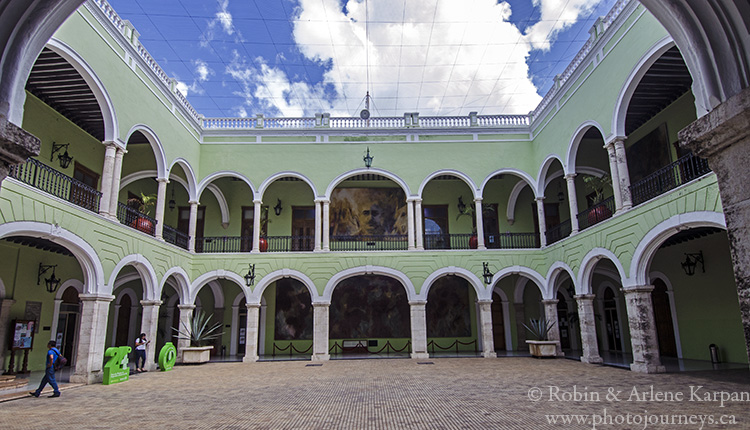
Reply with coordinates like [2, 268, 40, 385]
[140, 300, 163, 307]
[476, 299, 493, 305]
[408, 300, 427, 306]
[574, 294, 596, 301]
[156, 177, 169, 184]
[102, 140, 124, 150]
[604, 135, 626, 147]
[541, 299, 559, 305]
[188, 200, 199, 206]
[314, 198, 330, 204]
[246, 303, 261, 309]
[312, 301, 331, 308]
[564, 172, 577, 180]
[622, 285, 654, 294]
[78, 294, 115, 303]
[535, 196, 545, 202]
[473, 196, 483, 203]
[177, 304, 196, 310]
[253, 199, 263, 205]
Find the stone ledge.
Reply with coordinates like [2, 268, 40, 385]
[0, 116, 40, 167]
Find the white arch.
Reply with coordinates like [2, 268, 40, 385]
[535, 154, 566, 196]
[577, 248, 628, 294]
[258, 171, 319, 199]
[160, 267, 192, 304]
[0, 222, 105, 295]
[249, 269, 319, 305]
[197, 171, 256, 202]
[489, 265, 546, 300]
[107, 254, 159, 301]
[545, 262, 576, 298]
[629, 211, 726, 285]
[479, 168, 537, 198]
[47, 38, 119, 142]
[321, 266, 417, 304]
[55, 278, 84, 300]
[505, 180, 531, 223]
[324, 168, 412, 199]
[612, 37, 677, 137]
[114, 287, 138, 306]
[418, 267, 487, 301]
[208, 280, 225, 309]
[417, 170, 479, 200]
[566, 121, 607, 173]
[168, 159, 199, 201]
[124, 125, 167, 178]
[190, 270, 250, 305]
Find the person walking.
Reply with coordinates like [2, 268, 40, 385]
[135, 333, 150, 372]
[29, 341, 61, 398]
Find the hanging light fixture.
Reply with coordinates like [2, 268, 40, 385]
[168, 186, 176, 211]
[681, 251, 705, 276]
[482, 262, 494, 286]
[244, 263, 256, 287]
[50, 142, 73, 169]
[274, 199, 283, 216]
[38, 263, 61, 293]
[363, 147, 374, 168]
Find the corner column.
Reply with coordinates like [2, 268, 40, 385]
[176, 304, 195, 362]
[312, 302, 330, 361]
[188, 201, 198, 252]
[0, 299, 16, 366]
[322, 200, 330, 251]
[140, 300, 161, 371]
[414, 198, 424, 250]
[108, 147, 125, 218]
[154, 178, 168, 239]
[98, 143, 117, 216]
[409, 301, 429, 359]
[406, 199, 416, 250]
[535, 196, 547, 247]
[564, 173, 580, 234]
[477, 300, 496, 358]
[604, 141, 623, 212]
[313, 199, 322, 252]
[474, 198, 486, 250]
[71, 294, 114, 384]
[243, 303, 260, 362]
[542, 299, 564, 356]
[623, 285, 665, 373]
[574, 294, 603, 364]
[252, 199, 262, 253]
[612, 137, 633, 210]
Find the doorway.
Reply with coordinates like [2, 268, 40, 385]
[56, 287, 81, 367]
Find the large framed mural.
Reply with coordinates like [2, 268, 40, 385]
[274, 279, 313, 340]
[330, 275, 410, 339]
[330, 188, 407, 236]
[426, 276, 472, 338]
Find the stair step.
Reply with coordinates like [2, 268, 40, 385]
[0, 375, 15, 382]
[0, 378, 28, 391]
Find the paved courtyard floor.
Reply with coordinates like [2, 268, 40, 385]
[2, 357, 750, 429]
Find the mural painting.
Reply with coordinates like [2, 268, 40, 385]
[426, 276, 472, 338]
[330, 188, 407, 237]
[330, 275, 410, 339]
[274, 279, 313, 340]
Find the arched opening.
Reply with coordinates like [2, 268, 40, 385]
[260, 176, 316, 252]
[651, 278, 677, 357]
[572, 127, 615, 230]
[491, 292, 507, 352]
[538, 158, 570, 244]
[194, 175, 254, 253]
[329, 275, 411, 357]
[259, 278, 313, 359]
[481, 173, 539, 249]
[425, 276, 479, 356]
[421, 175, 478, 250]
[57, 286, 81, 370]
[189, 278, 244, 360]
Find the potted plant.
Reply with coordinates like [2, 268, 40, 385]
[523, 318, 560, 358]
[456, 196, 495, 249]
[127, 192, 157, 234]
[173, 310, 224, 364]
[582, 175, 612, 225]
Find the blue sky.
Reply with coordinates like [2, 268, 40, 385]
[107, 0, 619, 118]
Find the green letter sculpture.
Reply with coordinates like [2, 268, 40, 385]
[103, 345, 131, 385]
[158, 342, 177, 371]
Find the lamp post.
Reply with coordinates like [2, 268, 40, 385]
[482, 262, 494, 286]
[244, 264, 256, 287]
[363, 147, 373, 168]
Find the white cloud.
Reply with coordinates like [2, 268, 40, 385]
[194, 59, 213, 82]
[200, 0, 241, 47]
[216, 0, 234, 35]
[175, 80, 189, 97]
[223, 0, 603, 116]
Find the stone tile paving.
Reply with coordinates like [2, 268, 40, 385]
[2, 357, 750, 429]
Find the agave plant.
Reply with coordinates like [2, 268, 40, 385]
[522, 318, 556, 341]
[173, 310, 224, 347]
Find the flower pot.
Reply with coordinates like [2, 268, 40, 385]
[526, 340, 560, 358]
[131, 217, 154, 235]
[181, 346, 213, 364]
[587, 205, 612, 226]
[259, 237, 268, 252]
[469, 235, 478, 249]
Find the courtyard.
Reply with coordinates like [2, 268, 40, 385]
[2, 358, 750, 429]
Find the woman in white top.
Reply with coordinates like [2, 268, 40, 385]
[135, 333, 149, 372]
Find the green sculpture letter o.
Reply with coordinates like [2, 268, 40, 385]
[159, 342, 177, 371]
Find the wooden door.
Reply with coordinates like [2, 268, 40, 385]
[491, 293, 505, 351]
[423, 205, 449, 249]
[483, 203, 500, 249]
[178, 206, 205, 250]
[71, 162, 100, 211]
[603, 288, 622, 351]
[292, 206, 315, 251]
[651, 278, 678, 357]
[241, 206, 254, 252]
[557, 292, 571, 349]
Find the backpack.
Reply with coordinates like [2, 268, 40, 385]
[53, 350, 67, 371]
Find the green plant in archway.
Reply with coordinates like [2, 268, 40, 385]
[172, 310, 224, 347]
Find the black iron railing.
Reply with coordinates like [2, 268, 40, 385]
[546, 219, 572, 245]
[8, 157, 102, 212]
[116, 202, 157, 236]
[266, 235, 315, 252]
[195, 236, 252, 253]
[162, 225, 189, 250]
[630, 153, 711, 206]
[423, 233, 477, 250]
[330, 235, 408, 251]
[485, 232, 540, 249]
[577, 196, 615, 231]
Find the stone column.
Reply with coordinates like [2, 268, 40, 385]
[575, 294, 603, 364]
[409, 301, 429, 359]
[542, 299, 564, 356]
[565, 173, 580, 234]
[604, 141, 623, 212]
[474, 198, 486, 250]
[535, 196, 547, 247]
[477, 300, 496, 358]
[0, 299, 16, 365]
[98, 143, 117, 216]
[243, 303, 260, 362]
[414, 199, 424, 250]
[312, 303, 330, 361]
[679, 87, 750, 367]
[252, 199, 262, 253]
[176, 304, 195, 362]
[514, 303, 527, 350]
[140, 300, 161, 371]
[154, 178, 168, 239]
[108, 147, 125, 218]
[622, 285, 665, 373]
[406, 199, 416, 250]
[0, 115, 40, 192]
[187, 201, 198, 252]
[612, 138, 633, 210]
[322, 200, 330, 251]
[314, 199, 322, 252]
[71, 294, 114, 384]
